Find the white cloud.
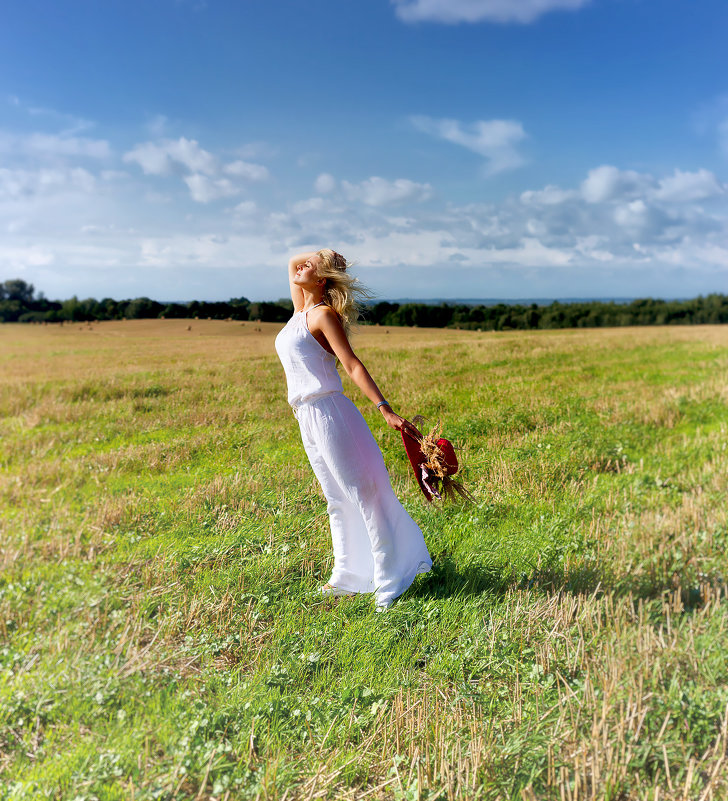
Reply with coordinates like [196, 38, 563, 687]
[0, 166, 96, 199]
[521, 185, 576, 205]
[314, 173, 337, 194]
[223, 160, 269, 181]
[1, 108, 726, 302]
[0, 131, 111, 159]
[693, 244, 728, 269]
[122, 142, 173, 175]
[411, 115, 526, 174]
[342, 176, 433, 206]
[231, 200, 257, 216]
[392, 0, 590, 24]
[581, 165, 647, 204]
[123, 137, 217, 176]
[122, 138, 270, 202]
[653, 169, 724, 203]
[183, 174, 239, 203]
[140, 239, 175, 267]
[292, 197, 325, 215]
[25, 133, 110, 159]
[0, 245, 55, 271]
[482, 237, 572, 266]
[574, 236, 615, 262]
[614, 199, 649, 228]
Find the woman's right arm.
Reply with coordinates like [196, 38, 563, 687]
[288, 252, 317, 311]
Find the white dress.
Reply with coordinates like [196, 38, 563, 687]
[275, 304, 432, 608]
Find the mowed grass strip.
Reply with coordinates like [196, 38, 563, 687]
[1, 320, 728, 800]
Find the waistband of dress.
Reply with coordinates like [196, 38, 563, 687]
[290, 390, 342, 416]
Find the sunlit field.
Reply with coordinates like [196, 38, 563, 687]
[2, 319, 728, 800]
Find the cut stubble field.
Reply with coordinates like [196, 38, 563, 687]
[1, 319, 728, 800]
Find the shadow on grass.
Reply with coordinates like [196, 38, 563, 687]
[409, 556, 514, 601]
[409, 554, 723, 612]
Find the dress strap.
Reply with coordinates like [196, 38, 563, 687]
[304, 301, 326, 329]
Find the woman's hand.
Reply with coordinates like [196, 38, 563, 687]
[381, 408, 421, 439]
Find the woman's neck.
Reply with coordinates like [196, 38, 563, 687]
[301, 288, 325, 311]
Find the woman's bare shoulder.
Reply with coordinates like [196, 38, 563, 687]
[309, 304, 340, 326]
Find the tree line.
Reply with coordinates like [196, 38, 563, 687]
[0, 279, 292, 324]
[2, 278, 727, 330]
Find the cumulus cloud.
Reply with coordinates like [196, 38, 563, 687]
[581, 165, 648, 204]
[482, 237, 572, 266]
[123, 137, 218, 176]
[411, 115, 526, 174]
[1, 109, 726, 301]
[342, 176, 433, 207]
[653, 169, 724, 203]
[0, 131, 111, 159]
[183, 174, 239, 203]
[292, 197, 326, 215]
[613, 199, 651, 230]
[231, 200, 257, 216]
[24, 133, 110, 159]
[0, 166, 96, 199]
[521, 185, 577, 205]
[223, 160, 269, 181]
[0, 245, 55, 271]
[122, 137, 270, 202]
[392, 0, 591, 24]
[314, 173, 337, 194]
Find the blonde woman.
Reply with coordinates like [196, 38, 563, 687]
[275, 249, 431, 610]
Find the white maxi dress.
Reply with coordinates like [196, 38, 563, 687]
[275, 303, 432, 608]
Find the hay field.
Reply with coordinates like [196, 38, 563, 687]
[2, 319, 728, 800]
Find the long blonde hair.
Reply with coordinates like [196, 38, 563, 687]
[316, 249, 372, 335]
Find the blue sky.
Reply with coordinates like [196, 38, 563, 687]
[1, 0, 727, 301]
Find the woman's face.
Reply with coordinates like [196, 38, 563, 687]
[293, 254, 323, 288]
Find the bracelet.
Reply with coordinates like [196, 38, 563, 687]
[376, 400, 391, 410]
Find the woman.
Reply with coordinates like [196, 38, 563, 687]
[274, 249, 432, 610]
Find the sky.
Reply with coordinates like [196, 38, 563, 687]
[1, 0, 727, 302]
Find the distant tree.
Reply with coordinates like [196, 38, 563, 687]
[3, 279, 35, 303]
[227, 296, 251, 320]
[98, 297, 120, 319]
[160, 302, 189, 319]
[61, 296, 86, 322]
[125, 297, 163, 319]
[248, 301, 291, 322]
[0, 300, 24, 322]
[363, 302, 399, 325]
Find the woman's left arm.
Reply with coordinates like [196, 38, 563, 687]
[317, 309, 417, 434]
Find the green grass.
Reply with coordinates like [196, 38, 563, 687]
[1, 320, 728, 800]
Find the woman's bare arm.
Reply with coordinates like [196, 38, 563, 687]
[288, 252, 317, 311]
[313, 307, 418, 434]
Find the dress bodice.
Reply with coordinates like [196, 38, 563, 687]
[274, 304, 343, 407]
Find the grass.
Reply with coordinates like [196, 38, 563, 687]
[1, 318, 728, 800]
